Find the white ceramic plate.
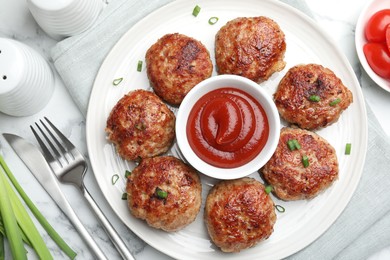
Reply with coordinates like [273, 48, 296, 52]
[86, 0, 367, 259]
[355, 0, 390, 92]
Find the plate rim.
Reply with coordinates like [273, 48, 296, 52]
[86, 0, 368, 259]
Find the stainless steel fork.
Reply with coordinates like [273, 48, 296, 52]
[31, 117, 134, 260]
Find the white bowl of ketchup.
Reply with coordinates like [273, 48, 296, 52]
[176, 74, 280, 180]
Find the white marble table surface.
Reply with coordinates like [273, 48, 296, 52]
[0, 0, 389, 259]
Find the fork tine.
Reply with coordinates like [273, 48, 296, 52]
[30, 124, 57, 165]
[40, 119, 67, 155]
[40, 119, 75, 162]
[44, 117, 76, 151]
[35, 122, 65, 162]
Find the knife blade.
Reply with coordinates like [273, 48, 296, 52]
[2, 133, 108, 260]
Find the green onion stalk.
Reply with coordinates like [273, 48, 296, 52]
[0, 154, 76, 259]
[2, 168, 52, 259]
[0, 166, 27, 260]
[0, 232, 4, 260]
[0, 214, 32, 247]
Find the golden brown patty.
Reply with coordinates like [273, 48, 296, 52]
[215, 16, 286, 83]
[205, 177, 276, 253]
[261, 127, 338, 201]
[126, 156, 202, 232]
[146, 33, 213, 105]
[106, 89, 175, 161]
[274, 64, 353, 130]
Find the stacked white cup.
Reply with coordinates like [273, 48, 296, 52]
[27, 0, 104, 40]
[0, 38, 54, 117]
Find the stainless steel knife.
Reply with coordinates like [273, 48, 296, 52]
[2, 133, 108, 260]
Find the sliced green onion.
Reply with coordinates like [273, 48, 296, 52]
[137, 60, 143, 72]
[329, 98, 341, 106]
[309, 95, 320, 102]
[0, 155, 76, 259]
[275, 204, 285, 213]
[155, 187, 168, 199]
[292, 139, 301, 150]
[287, 140, 296, 150]
[302, 155, 309, 168]
[125, 170, 131, 178]
[192, 5, 201, 17]
[112, 77, 123, 86]
[287, 139, 301, 150]
[345, 143, 352, 155]
[121, 193, 128, 200]
[111, 174, 119, 185]
[0, 167, 26, 260]
[264, 185, 273, 194]
[208, 17, 219, 25]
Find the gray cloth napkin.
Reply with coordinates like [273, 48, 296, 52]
[51, 0, 172, 115]
[51, 0, 390, 259]
[290, 103, 390, 260]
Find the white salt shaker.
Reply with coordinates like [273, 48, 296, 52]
[26, 0, 104, 40]
[0, 38, 54, 117]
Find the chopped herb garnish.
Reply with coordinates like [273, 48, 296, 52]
[125, 170, 131, 178]
[329, 98, 341, 106]
[111, 174, 119, 185]
[287, 139, 301, 150]
[192, 5, 201, 17]
[302, 155, 309, 168]
[287, 140, 296, 150]
[137, 60, 143, 72]
[208, 17, 219, 25]
[275, 204, 285, 213]
[112, 77, 123, 86]
[309, 95, 320, 102]
[121, 193, 127, 200]
[155, 187, 168, 199]
[293, 139, 301, 150]
[345, 143, 352, 155]
[265, 185, 273, 194]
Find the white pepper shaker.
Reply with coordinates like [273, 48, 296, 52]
[0, 38, 54, 117]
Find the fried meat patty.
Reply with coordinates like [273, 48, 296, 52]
[262, 127, 338, 201]
[215, 16, 286, 83]
[205, 177, 276, 252]
[106, 89, 175, 161]
[146, 33, 213, 105]
[274, 64, 353, 130]
[126, 156, 202, 232]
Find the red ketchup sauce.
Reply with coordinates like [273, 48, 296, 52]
[187, 87, 269, 168]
